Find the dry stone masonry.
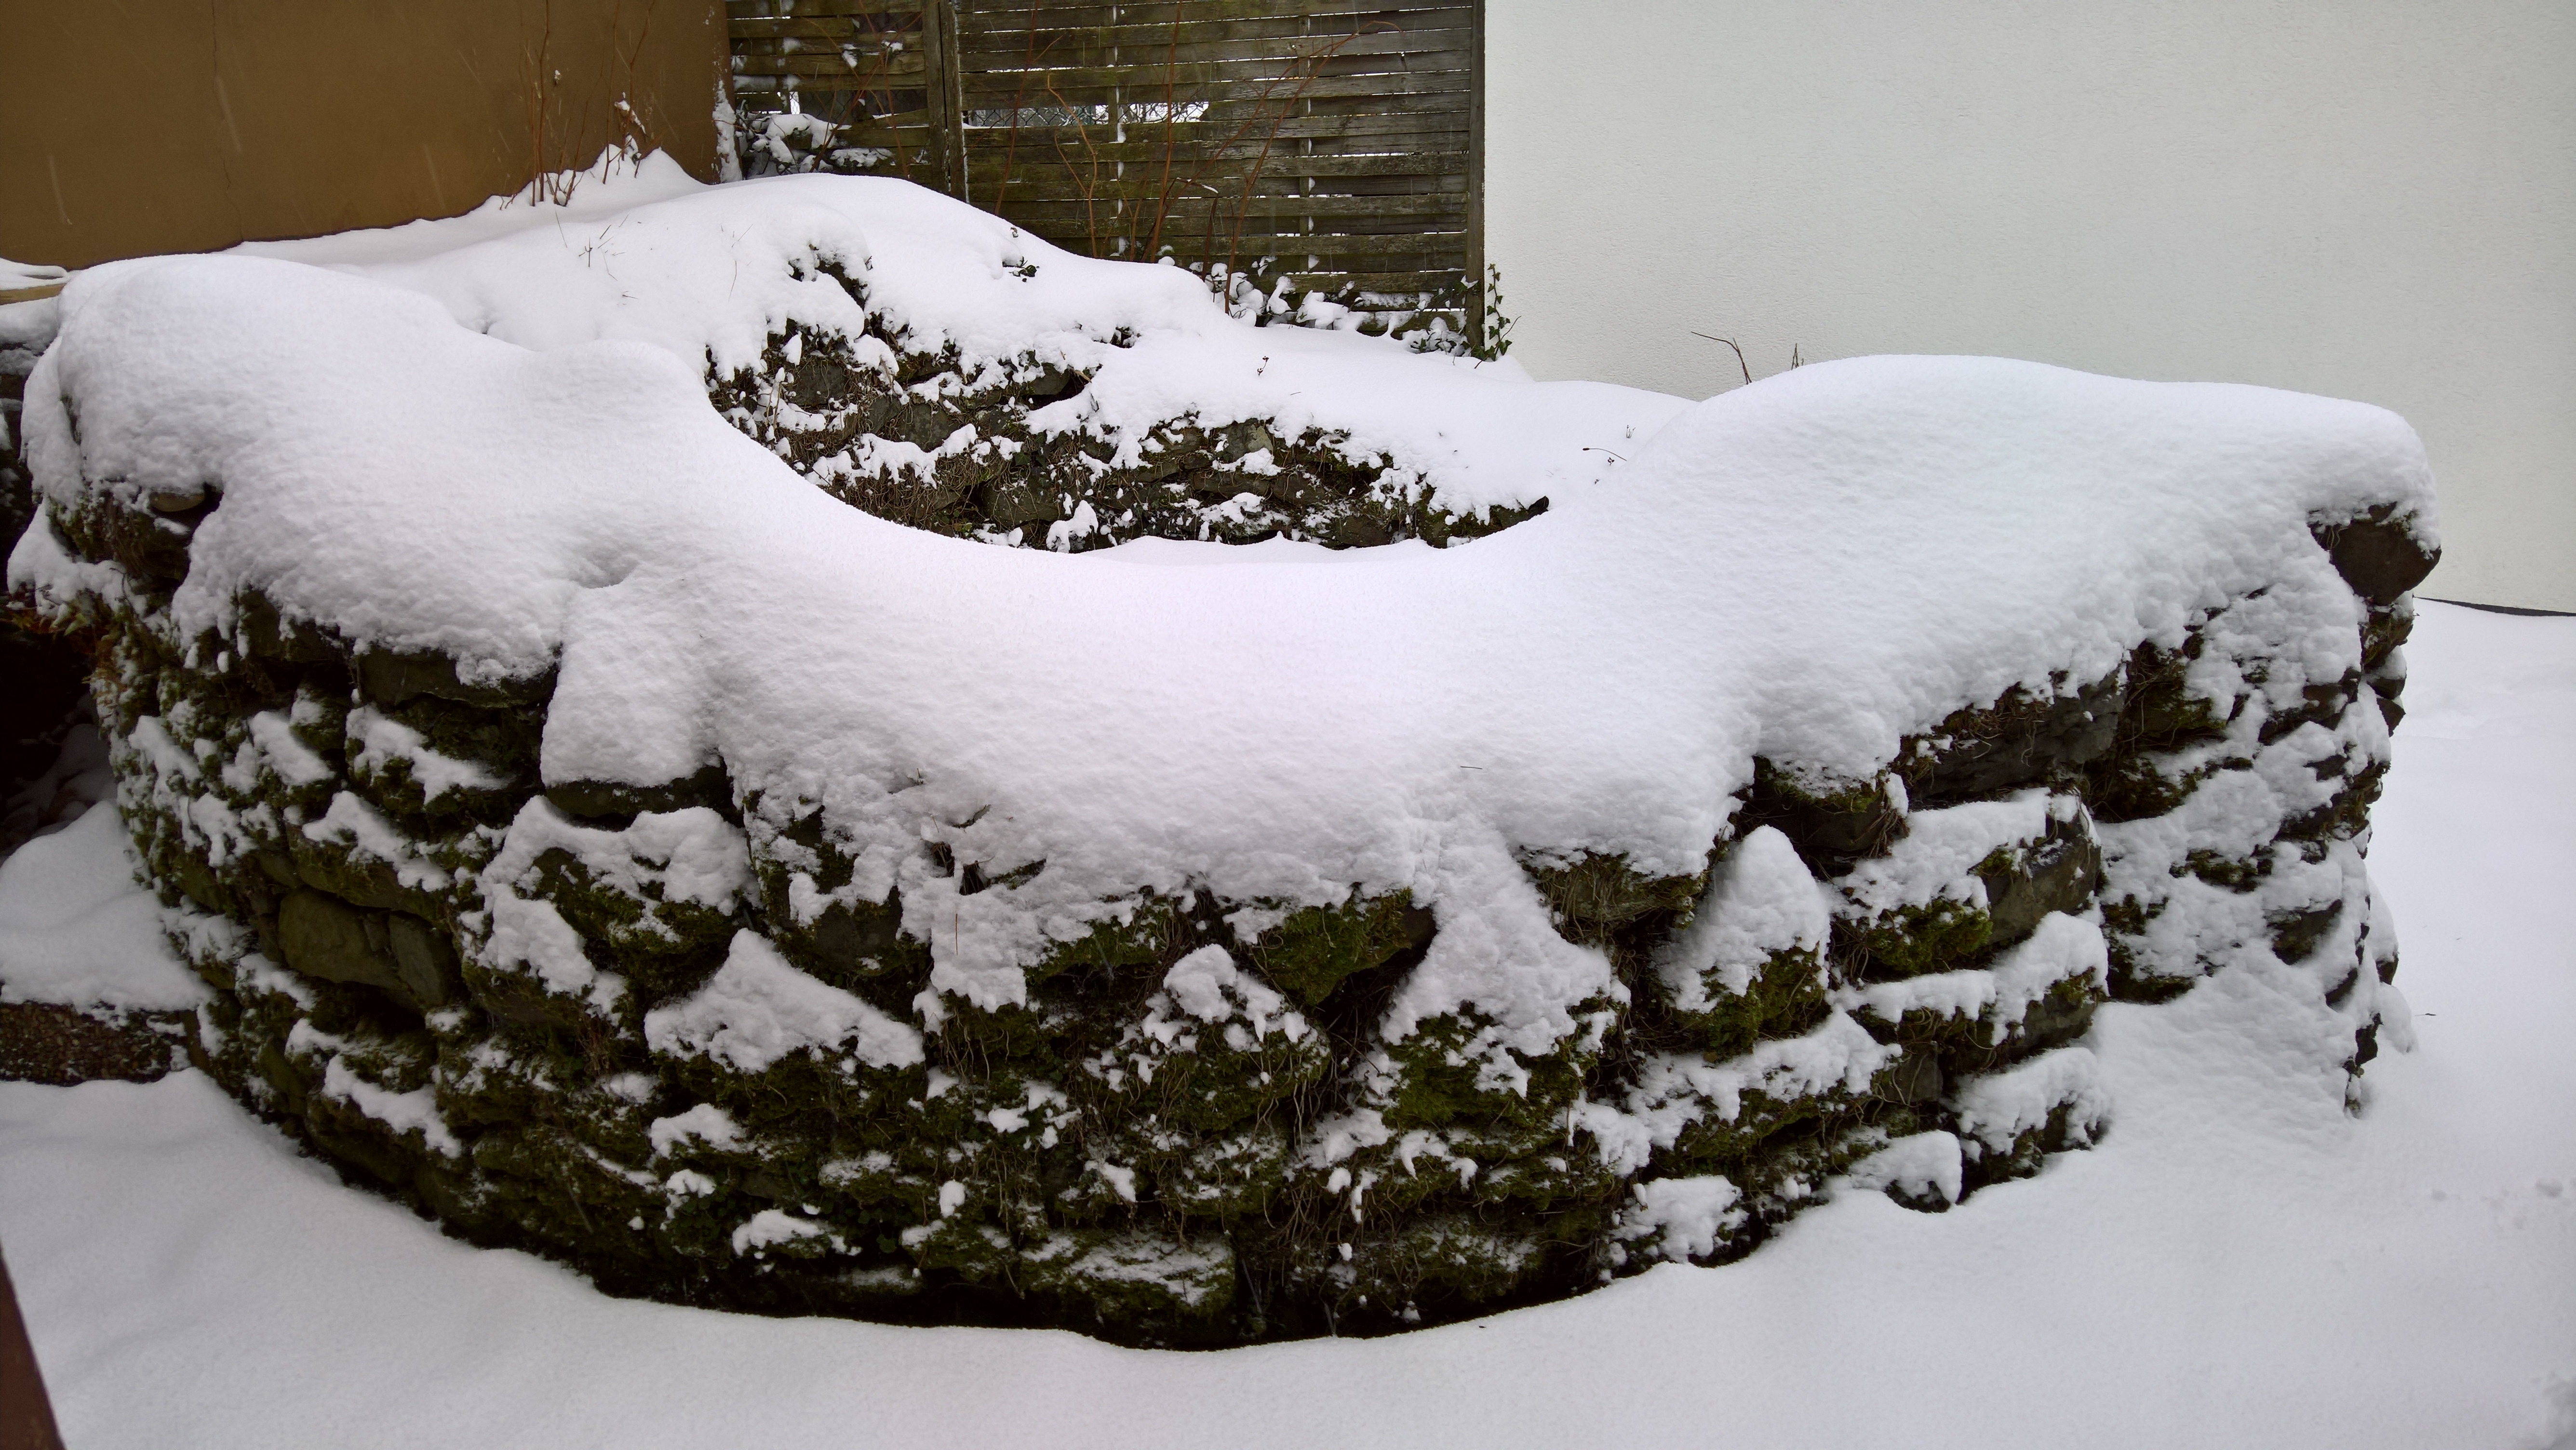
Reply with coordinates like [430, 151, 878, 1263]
[2, 175, 2437, 1347]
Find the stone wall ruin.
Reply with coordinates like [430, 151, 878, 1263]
[3, 252, 2437, 1348]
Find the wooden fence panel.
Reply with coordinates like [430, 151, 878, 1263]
[726, 0, 1484, 336]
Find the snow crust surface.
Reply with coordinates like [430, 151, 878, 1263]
[644, 930, 924, 1074]
[0, 602, 2564, 1450]
[231, 154, 1673, 517]
[0, 808, 203, 1013]
[1652, 825, 1828, 1010]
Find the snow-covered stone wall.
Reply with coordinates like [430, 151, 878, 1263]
[3, 169, 2437, 1345]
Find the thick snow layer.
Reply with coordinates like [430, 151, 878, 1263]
[0, 602, 2565, 1449]
[1831, 789, 2069, 914]
[1652, 824, 1827, 1010]
[644, 930, 924, 1074]
[0, 807, 203, 1013]
[231, 154, 1673, 517]
[6, 208, 2430, 1061]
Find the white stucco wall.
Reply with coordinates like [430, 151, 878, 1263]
[1487, 1, 2575, 610]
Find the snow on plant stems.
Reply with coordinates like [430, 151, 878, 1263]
[3, 161, 2436, 1344]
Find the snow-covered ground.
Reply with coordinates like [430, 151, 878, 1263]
[1, 598, 2567, 1450]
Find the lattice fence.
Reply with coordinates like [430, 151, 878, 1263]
[725, 0, 1485, 344]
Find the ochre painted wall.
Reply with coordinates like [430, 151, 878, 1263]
[0, 0, 727, 269]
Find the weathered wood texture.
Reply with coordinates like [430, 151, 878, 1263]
[727, 0, 1481, 316]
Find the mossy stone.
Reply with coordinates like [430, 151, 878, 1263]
[1742, 760, 1906, 875]
[357, 647, 552, 710]
[1526, 852, 1704, 949]
[285, 829, 446, 917]
[1678, 945, 1831, 1061]
[1247, 889, 1420, 1005]
[1978, 812, 2101, 945]
[1901, 670, 2125, 806]
[2311, 506, 2439, 604]
[278, 888, 427, 1008]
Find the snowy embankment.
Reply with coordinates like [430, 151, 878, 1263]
[2, 160, 2436, 1342]
[0, 601, 2566, 1449]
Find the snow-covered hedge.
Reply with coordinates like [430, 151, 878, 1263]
[4, 165, 2435, 1345]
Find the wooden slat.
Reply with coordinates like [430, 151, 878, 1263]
[735, 77, 934, 99]
[939, 113, 1465, 146]
[959, 14, 1465, 54]
[1050, 230, 1467, 257]
[732, 17, 920, 38]
[1213, 231, 1467, 250]
[967, 167, 1466, 203]
[1197, 90, 1471, 123]
[997, 195, 1461, 227]
[1018, 244, 1466, 277]
[1281, 269, 1463, 292]
[956, 29, 1469, 69]
[954, 1, 1471, 27]
[966, 50, 1476, 89]
[966, 148, 1461, 177]
[884, 107, 1464, 140]
[959, 66, 1464, 101]
[731, 58, 922, 83]
[728, 0, 926, 15]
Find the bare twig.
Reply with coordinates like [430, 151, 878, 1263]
[1224, 26, 1386, 281]
[993, 0, 1054, 209]
[1043, 78, 1104, 257]
[1691, 331, 1754, 387]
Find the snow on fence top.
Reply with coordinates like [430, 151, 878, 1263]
[3, 161, 2438, 1344]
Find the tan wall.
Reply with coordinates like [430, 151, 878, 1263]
[0, 0, 728, 269]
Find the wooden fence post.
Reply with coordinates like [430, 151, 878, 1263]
[923, 0, 966, 199]
[1467, 0, 1487, 349]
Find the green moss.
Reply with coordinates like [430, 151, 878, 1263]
[2182, 847, 2266, 892]
[1959, 1099, 2102, 1193]
[2267, 899, 2344, 965]
[1325, 1214, 1553, 1325]
[1381, 1005, 1597, 1136]
[465, 1122, 666, 1258]
[743, 806, 931, 1004]
[1897, 668, 2124, 805]
[1837, 896, 1995, 979]
[709, 328, 1548, 556]
[1737, 1117, 1911, 1222]
[1661, 1081, 1849, 1177]
[1525, 851, 1705, 949]
[669, 1043, 924, 1157]
[346, 695, 528, 826]
[283, 827, 454, 919]
[1856, 967, 2105, 1077]
[1741, 759, 1906, 874]
[1678, 945, 1832, 1060]
[1146, 1122, 1295, 1216]
[526, 845, 735, 1002]
[1029, 895, 1182, 984]
[1246, 889, 1418, 1005]
[1021, 1228, 1238, 1339]
[1084, 1001, 1328, 1138]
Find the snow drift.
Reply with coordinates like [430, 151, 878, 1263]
[3, 163, 2436, 1344]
